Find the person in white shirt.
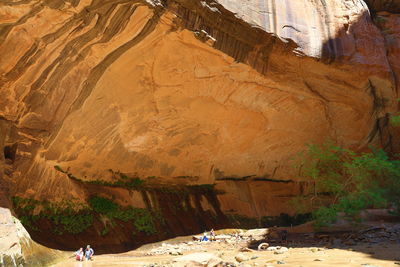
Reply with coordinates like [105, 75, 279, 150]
[74, 247, 83, 261]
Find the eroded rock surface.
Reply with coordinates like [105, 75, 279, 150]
[365, 0, 400, 13]
[0, 207, 65, 266]
[0, 0, 399, 251]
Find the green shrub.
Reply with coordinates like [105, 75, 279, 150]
[12, 197, 93, 234]
[391, 115, 400, 126]
[13, 195, 160, 236]
[312, 206, 338, 227]
[12, 196, 39, 212]
[19, 215, 40, 231]
[296, 142, 400, 227]
[89, 196, 118, 214]
[88, 196, 157, 234]
[50, 213, 93, 234]
[132, 209, 157, 235]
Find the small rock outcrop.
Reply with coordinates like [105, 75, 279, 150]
[0, 207, 64, 266]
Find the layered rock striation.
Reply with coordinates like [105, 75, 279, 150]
[0, 0, 399, 251]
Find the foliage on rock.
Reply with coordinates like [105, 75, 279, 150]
[12, 197, 93, 234]
[295, 142, 400, 227]
[88, 196, 157, 235]
[12, 196, 159, 235]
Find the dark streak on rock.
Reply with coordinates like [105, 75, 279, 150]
[165, 0, 297, 76]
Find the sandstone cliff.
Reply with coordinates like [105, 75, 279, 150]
[1, 0, 400, 253]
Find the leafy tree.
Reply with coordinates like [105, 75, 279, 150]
[296, 141, 400, 227]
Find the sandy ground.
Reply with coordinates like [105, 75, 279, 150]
[52, 240, 400, 267]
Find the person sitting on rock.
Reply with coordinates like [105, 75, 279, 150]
[210, 228, 216, 241]
[201, 231, 209, 241]
[75, 247, 84, 261]
[85, 245, 94, 261]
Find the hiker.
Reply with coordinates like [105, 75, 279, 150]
[85, 245, 94, 261]
[210, 228, 216, 241]
[74, 247, 84, 261]
[201, 231, 209, 241]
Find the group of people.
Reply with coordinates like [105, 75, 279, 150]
[75, 245, 94, 261]
[200, 228, 216, 241]
[74, 229, 217, 261]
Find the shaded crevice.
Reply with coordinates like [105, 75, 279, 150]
[364, 0, 400, 14]
[366, 79, 395, 149]
[368, 114, 393, 152]
[3, 143, 18, 163]
[316, 0, 337, 63]
[367, 79, 386, 114]
[165, 0, 297, 76]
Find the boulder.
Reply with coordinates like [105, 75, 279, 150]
[0, 207, 65, 266]
[257, 243, 269, 250]
[175, 252, 222, 266]
[241, 229, 269, 241]
[235, 253, 249, 262]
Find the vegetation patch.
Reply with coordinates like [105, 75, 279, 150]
[294, 141, 400, 228]
[88, 196, 157, 235]
[12, 197, 93, 234]
[50, 213, 93, 235]
[12, 196, 159, 236]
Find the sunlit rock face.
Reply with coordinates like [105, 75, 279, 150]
[216, 0, 371, 58]
[0, 0, 399, 244]
[0, 207, 64, 266]
[0, 207, 33, 266]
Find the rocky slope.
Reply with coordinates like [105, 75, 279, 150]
[53, 225, 400, 267]
[1, 0, 400, 255]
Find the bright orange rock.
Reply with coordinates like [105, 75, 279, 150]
[0, 0, 399, 230]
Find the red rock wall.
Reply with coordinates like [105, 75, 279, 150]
[0, 0, 399, 241]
